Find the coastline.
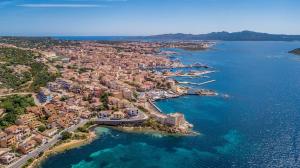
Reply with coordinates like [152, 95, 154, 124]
[113, 125, 199, 137]
[29, 122, 197, 168]
[0, 41, 212, 168]
[27, 131, 97, 168]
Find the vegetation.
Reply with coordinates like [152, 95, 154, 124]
[99, 92, 111, 110]
[138, 105, 149, 113]
[60, 95, 69, 102]
[22, 158, 34, 168]
[38, 125, 46, 132]
[77, 126, 88, 133]
[0, 95, 35, 128]
[0, 37, 73, 49]
[77, 121, 94, 133]
[61, 131, 72, 140]
[78, 67, 93, 74]
[0, 47, 57, 91]
[143, 118, 168, 130]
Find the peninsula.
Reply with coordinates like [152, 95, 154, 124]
[0, 37, 214, 168]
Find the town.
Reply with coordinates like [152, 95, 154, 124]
[0, 38, 214, 168]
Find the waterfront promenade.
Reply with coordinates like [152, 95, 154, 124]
[92, 112, 149, 126]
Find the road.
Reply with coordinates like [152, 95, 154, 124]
[0, 92, 33, 97]
[0, 92, 41, 106]
[7, 119, 88, 168]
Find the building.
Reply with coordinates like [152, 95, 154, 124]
[4, 125, 31, 142]
[164, 113, 186, 127]
[0, 152, 16, 164]
[16, 113, 38, 126]
[26, 106, 44, 117]
[80, 111, 92, 119]
[122, 88, 134, 100]
[33, 134, 48, 144]
[0, 132, 16, 148]
[42, 127, 58, 137]
[111, 111, 125, 120]
[56, 78, 72, 90]
[18, 140, 38, 154]
[47, 82, 61, 92]
[29, 120, 45, 130]
[37, 88, 52, 103]
[98, 111, 111, 118]
[124, 107, 139, 117]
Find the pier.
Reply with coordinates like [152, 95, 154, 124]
[178, 79, 216, 86]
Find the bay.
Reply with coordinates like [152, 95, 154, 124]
[40, 41, 300, 168]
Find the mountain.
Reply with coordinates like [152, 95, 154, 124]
[144, 31, 300, 41]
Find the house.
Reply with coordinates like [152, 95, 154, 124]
[42, 127, 58, 137]
[164, 113, 186, 127]
[18, 125, 31, 138]
[33, 134, 47, 144]
[111, 111, 125, 120]
[29, 121, 45, 130]
[0, 132, 16, 148]
[80, 111, 92, 119]
[37, 88, 52, 103]
[43, 104, 58, 116]
[56, 78, 72, 90]
[122, 88, 134, 100]
[98, 111, 111, 118]
[18, 139, 38, 154]
[0, 152, 16, 164]
[47, 82, 61, 92]
[4, 125, 22, 141]
[26, 106, 44, 117]
[16, 113, 38, 126]
[124, 107, 139, 117]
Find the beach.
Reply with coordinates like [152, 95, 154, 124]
[27, 131, 96, 168]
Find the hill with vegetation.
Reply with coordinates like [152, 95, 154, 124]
[0, 95, 35, 128]
[144, 31, 300, 41]
[0, 46, 57, 92]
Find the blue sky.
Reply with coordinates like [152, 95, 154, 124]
[0, 0, 299, 36]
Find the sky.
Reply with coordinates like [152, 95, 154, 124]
[0, 0, 299, 36]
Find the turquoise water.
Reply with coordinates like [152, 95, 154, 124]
[40, 41, 300, 168]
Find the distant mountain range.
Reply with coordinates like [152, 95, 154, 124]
[142, 31, 300, 41]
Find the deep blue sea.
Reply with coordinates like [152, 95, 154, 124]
[40, 41, 300, 168]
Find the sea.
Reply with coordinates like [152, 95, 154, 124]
[40, 40, 300, 168]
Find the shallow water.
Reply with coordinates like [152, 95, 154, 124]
[40, 41, 300, 168]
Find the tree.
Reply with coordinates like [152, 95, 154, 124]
[38, 125, 46, 132]
[61, 131, 72, 140]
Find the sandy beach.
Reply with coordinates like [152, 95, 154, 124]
[27, 131, 97, 168]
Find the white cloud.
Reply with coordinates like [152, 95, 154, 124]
[17, 3, 107, 8]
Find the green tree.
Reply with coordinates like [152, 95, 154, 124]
[61, 131, 72, 140]
[38, 125, 46, 132]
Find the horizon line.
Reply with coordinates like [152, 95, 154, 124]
[1, 30, 300, 37]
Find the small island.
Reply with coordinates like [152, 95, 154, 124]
[289, 48, 300, 55]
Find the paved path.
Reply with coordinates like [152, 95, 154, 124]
[0, 92, 41, 106]
[0, 92, 33, 97]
